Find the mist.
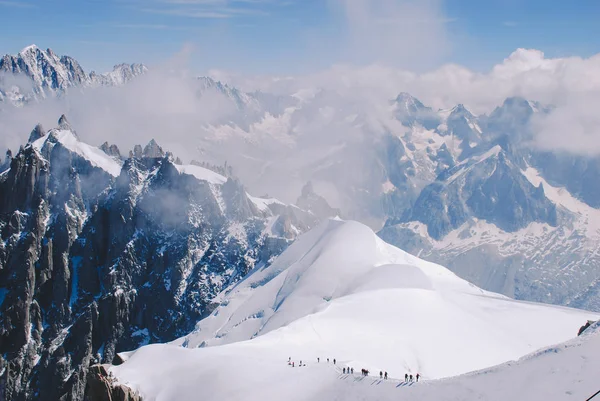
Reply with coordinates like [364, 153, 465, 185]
[2, 0, 600, 217]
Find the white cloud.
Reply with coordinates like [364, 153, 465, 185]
[208, 47, 600, 157]
[3, 41, 600, 218]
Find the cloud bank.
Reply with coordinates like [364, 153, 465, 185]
[1, 0, 600, 211]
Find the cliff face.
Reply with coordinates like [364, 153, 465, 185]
[85, 365, 141, 401]
[0, 120, 321, 401]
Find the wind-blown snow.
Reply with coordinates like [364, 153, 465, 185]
[32, 130, 122, 177]
[112, 219, 598, 400]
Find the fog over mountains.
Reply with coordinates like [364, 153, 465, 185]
[0, 45, 599, 400]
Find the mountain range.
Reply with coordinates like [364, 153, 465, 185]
[189, 78, 600, 312]
[0, 114, 335, 400]
[0, 45, 146, 106]
[0, 46, 599, 401]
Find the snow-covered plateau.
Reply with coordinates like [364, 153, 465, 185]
[109, 219, 599, 401]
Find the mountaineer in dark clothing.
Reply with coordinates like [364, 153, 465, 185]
[379, 371, 383, 379]
[384, 372, 388, 380]
[405, 373, 408, 382]
[416, 373, 420, 382]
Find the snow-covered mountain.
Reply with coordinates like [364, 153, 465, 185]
[189, 81, 600, 314]
[379, 97, 600, 311]
[0, 117, 335, 401]
[2, 54, 600, 400]
[0, 45, 146, 105]
[104, 219, 598, 400]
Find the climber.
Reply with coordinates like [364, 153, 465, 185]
[343, 368, 346, 374]
[380, 371, 383, 379]
[405, 373, 408, 382]
[409, 374, 413, 382]
[416, 373, 420, 382]
[384, 371, 388, 380]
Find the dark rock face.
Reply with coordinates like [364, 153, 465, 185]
[0, 125, 320, 400]
[28, 124, 46, 144]
[142, 140, 164, 159]
[403, 146, 557, 240]
[100, 143, 121, 158]
[85, 365, 141, 401]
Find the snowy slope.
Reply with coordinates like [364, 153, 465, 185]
[174, 164, 228, 185]
[380, 159, 600, 309]
[110, 219, 598, 400]
[32, 129, 122, 177]
[112, 321, 600, 401]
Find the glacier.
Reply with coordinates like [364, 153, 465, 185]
[109, 219, 599, 400]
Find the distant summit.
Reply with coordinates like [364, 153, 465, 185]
[0, 45, 147, 105]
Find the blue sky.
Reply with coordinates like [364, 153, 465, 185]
[0, 0, 599, 74]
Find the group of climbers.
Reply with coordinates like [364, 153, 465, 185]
[288, 356, 421, 384]
[404, 373, 420, 382]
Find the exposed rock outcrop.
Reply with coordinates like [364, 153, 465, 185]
[0, 120, 319, 401]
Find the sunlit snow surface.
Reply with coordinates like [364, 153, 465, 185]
[32, 129, 122, 177]
[111, 220, 598, 401]
[174, 164, 227, 185]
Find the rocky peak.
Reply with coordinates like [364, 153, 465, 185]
[408, 145, 558, 240]
[58, 114, 72, 130]
[0, 149, 12, 172]
[100, 142, 122, 158]
[132, 144, 143, 159]
[221, 177, 258, 221]
[296, 181, 341, 220]
[0, 46, 147, 106]
[448, 104, 475, 120]
[394, 92, 440, 130]
[28, 123, 46, 143]
[143, 139, 164, 159]
[395, 92, 425, 110]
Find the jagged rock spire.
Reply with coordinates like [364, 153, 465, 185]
[143, 139, 165, 158]
[28, 123, 45, 143]
[297, 181, 341, 220]
[100, 142, 121, 158]
[133, 144, 143, 159]
[57, 114, 70, 129]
